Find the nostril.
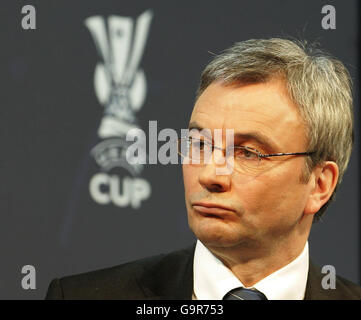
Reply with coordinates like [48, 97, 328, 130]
[198, 164, 231, 192]
[207, 184, 225, 193]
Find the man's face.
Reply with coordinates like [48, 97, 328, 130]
[183, 79, 315, 250]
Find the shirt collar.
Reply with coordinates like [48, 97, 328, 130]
[193, 240, 309, 300]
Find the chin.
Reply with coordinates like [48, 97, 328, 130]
[190, 220, 244, 248]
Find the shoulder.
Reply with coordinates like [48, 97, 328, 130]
[45, 245, 195, 300]
[306, 261, 361, 300]
[333, 273, 361, 299]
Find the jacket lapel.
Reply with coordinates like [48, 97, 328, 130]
[304, 260, 329, 300]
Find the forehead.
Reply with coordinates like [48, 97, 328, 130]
[190, 80, 307, 151]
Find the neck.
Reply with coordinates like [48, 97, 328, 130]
[206, 226, 310, 287]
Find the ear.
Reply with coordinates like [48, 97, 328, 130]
[303, 161, 339, 216]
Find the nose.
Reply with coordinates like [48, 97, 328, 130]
[198, 149, 231, 192]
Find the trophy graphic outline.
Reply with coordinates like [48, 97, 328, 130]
[85, 10, 153, 172]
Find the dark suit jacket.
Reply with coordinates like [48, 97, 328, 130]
[45, 244, 361, 300]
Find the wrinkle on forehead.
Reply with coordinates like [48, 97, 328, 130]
[189, 81, 308, 151]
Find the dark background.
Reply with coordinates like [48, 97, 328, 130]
[0, 0, 359, 299]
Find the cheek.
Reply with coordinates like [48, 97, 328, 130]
[182, 165, 198, 196]
[233, 167, 307, 223]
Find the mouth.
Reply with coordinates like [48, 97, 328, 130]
[192, 202, 235, 218]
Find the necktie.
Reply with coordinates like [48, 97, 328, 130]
[223, 287, 268, 300]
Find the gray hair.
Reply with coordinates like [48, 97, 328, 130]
[196, 38, 354, 221]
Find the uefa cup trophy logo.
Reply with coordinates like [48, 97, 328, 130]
[85, 11, 152, 208]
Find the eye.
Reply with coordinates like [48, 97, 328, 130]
[235, 147, 259, 160]
[244, 149, 254, 158]
[190, 138, 208, 151]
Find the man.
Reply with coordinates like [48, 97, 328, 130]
[46, 38, 361, 300]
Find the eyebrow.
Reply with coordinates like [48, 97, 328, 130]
[188, 122, 212, 139]
[234, 132, 279, 152]
[188, 121, 280, 152]
[188, 122, 205, 132]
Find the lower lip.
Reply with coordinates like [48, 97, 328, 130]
[192, 205, 234, 217]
